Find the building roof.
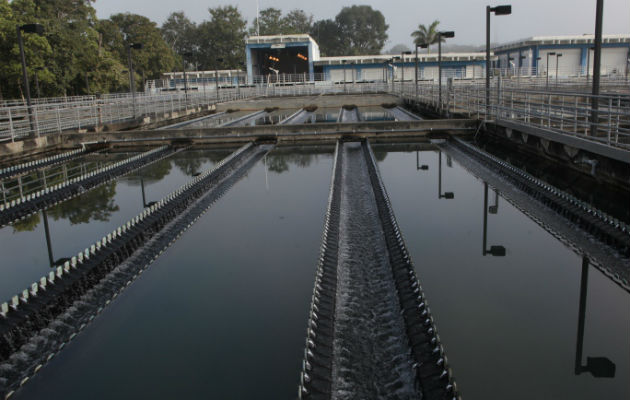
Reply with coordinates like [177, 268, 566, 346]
[315, 52, 490, 66]
[492, 34, 630, 52]
[245, 34, 317, 45]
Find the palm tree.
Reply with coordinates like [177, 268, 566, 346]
[411, 20, 442, 54]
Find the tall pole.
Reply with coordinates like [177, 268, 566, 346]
[401, 51, 404, 94]
[17, 26, 35, 134]
[438, 35, 443, 111]
[591, 0, 603, 136]
[555, 54, 561, 87]
[415, 45, 419, 99]
[485, 6, 491, 118]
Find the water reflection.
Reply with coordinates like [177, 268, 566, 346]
[416, 151, 429, 171]
[437, 151, 454, 200]
[482, 182, 506, 257]
[574, 257, 616, 378]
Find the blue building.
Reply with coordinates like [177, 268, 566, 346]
[492, 34, 630, 76]
[245, 34, 488, 83]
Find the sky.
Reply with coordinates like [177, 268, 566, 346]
[93, 0, 630, 50]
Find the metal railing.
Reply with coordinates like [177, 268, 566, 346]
[1, 76, 628, 153]
[397, 80, 630, 149]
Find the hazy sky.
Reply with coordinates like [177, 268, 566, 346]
[93, 0, 630, 49]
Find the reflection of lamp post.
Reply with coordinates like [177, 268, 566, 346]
[438, 151, 454, 199]
[139, 177, 157, 208]
[416, 151, 429, 170]
[17, 23, 45, 134]
[486, 5, 512, 116]
[438, 31, 454, 111]
[482, 182, 506, 256]
[574, 257, 616, 378]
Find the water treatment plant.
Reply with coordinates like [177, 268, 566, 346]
[0, 6, 629, 399]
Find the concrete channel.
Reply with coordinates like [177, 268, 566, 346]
[299, 140, 456, 399]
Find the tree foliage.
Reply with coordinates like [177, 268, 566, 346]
[249, 8, 313, 36]
[310, 19, 344, 57]
[335, 6, 388, 55]
[197, 6, 247, 70]
[411, 20, 442, 54]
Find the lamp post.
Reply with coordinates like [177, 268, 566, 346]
[438, 31, 454, 112]
[545, 51, 556, 90]
[486, 5, 512, 117]
[415, 43, 428, 99]
[401, 50, 412, 94]
[182, 51, 193, 103]
[127, 42, 143, 118]
[342, 60, 347, 93]
[17, 23, 45, 135]
[438, 151, 454, 200]
[482, 182, 506, 256]
[591, 0, 603, 136]
[215, 57, 224, 100]
[518, 54, 526, 86]
[555, 53, 563, 87]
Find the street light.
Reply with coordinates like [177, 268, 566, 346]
[518, 54, 526, 85]
[555, 53, 563, 87]
[482, 182, 506, 256]
[486, 5, 512, 117]
[438, 151, 454, 199]
[415, 43, 428, 99]
[127, 42, 143, 118]
[215, 57, 224, 98]
[401, 50, 412, 94]
[438, 31, 454, 112]
[591, 0, 604, 136]
[545, 52, 556, 90]
[182, 51, 193, 102]
[17, 23, 45, 135]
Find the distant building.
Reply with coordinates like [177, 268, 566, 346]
[245, 34, 320, 82]
[492, 34, 630, 76]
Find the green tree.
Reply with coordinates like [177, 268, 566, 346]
[0, 0, 53, 99]
[310, 19, 344, 57]
[249, 8, 283, 36]
[411, 20, 441, 54]
[283, 10, 313, 34]
[335, 5, 388, 55]
[161, 11, 197, 69]
[106, 13, 177, 86]
[197, 6, 247, 70]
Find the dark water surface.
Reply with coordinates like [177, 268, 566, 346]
[0, 149, 226, 302]
[375, 147, 629, 400]
[13, 149, 333, 400]
[6, 145, 628, 399]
